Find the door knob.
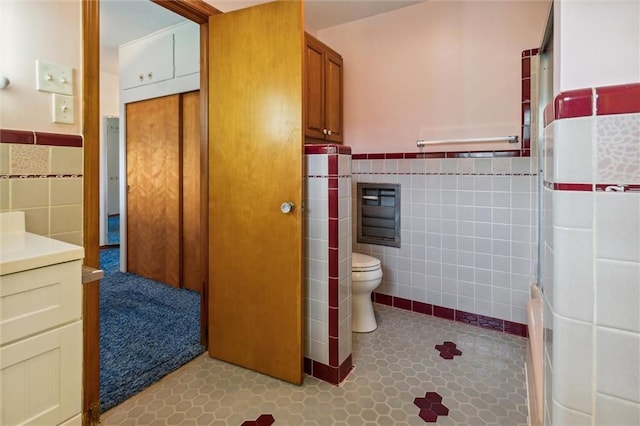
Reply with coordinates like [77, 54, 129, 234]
[280, 202, 295, 214]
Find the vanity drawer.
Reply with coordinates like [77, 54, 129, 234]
[0, 260, 82, 346]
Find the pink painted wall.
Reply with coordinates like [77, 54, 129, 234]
[0, 1, 82, 133]
[317, 1, 550, 154]
[0, 0, 83, 244]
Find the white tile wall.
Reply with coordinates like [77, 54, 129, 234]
[304, 152, 352, 371]
[306, 154, 328, 365]
[553, 117, 594, 184]
[596, 327, 640, 403]
[542, 112, 640, 425]
[352, 157, 537, 323]
[596, 259, 640, 332]
[552, 226, 594, 322]
[595, 393, 640, 425]
[551, 400, 592, 425]
[595, 194, 640, 262]
[338, 154, 352, 365]
[305, 168, 329, 365]
[552, 314, 593, 414]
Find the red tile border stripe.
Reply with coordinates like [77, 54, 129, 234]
[554, 88, 594, 121]
[544, 82, 640, 126]
[304, 144, 352, 155]
[303, 355, 353, 386]
[35, 132, 83, 147]
[373, 292, 528, 338]
[351, 150, 523, 160]
[596, 83, 640, 116]
[0, 129, 83, 147]
[553, 183, 593, 192]
[544, 182, 640, 192]
[0, 129, 35, 144]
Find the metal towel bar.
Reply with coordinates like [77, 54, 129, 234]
[416, 135, 519, 147]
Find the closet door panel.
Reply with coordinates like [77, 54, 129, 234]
[181, 91, 201, 292]
[126, 94, 182, 287]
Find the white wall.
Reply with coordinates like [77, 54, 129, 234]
[554, 0, 640, 94]
[99, 71, 120, 245]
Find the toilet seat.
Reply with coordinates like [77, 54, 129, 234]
[352, 252, 381, 272]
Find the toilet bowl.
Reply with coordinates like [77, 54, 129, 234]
[352, 252, 383, 333]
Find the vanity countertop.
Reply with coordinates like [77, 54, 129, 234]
[0, 231, 84, 276]
[0, 211, 84, 276]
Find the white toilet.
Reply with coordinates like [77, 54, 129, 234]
[351, 252, 383, 333]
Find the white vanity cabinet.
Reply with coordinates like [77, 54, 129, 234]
[0, 212, 84, 426]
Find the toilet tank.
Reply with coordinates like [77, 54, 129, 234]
[357, 183, 401, 248]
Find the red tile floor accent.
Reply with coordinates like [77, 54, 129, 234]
[435, 341, 463, 359]
[414, 392, 449, 423]
[241, 414, 275, 426]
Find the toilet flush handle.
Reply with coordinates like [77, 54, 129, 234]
[280, 201, 295, 214]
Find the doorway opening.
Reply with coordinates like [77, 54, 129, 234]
[97, 2, 205, 413]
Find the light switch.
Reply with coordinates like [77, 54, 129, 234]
[52, 94, 74, 124]
[36, 60, 74, 95]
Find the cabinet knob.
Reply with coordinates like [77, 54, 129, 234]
[138, 74, 144, 82]
[327, 130, 332, 136]
[147, 72, 153, 80]
[323, 129, 328, 135]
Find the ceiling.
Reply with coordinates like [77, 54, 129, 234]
[100, 0, 424, 74]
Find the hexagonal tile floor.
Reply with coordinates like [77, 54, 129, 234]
[101, 304, 528, 425]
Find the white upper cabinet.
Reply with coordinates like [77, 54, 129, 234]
[119, 21, 200, 93]
[120, 31, 174, 90]
[174, 23, 200, 78]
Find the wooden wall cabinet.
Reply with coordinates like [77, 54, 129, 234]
[305, 34, 343, 144]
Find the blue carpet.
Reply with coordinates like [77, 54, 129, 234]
[107, 215, 119, 245]
[99, 248, 204, 412]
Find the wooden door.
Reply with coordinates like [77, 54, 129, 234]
[209, 1, 304, 384]
[126, 95, 182, 288]
[324, 49, 343, 143]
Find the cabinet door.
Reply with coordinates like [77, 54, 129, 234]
[174, 22, 200, 78]
[120, 32, 174, 90]
[324, 49, 343, 143]
[0, 321, 82, 426]
[304, 36, 326, 140]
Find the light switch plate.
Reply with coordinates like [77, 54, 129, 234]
[36, 60, 73, 95]
[52, 94, 74, 124]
